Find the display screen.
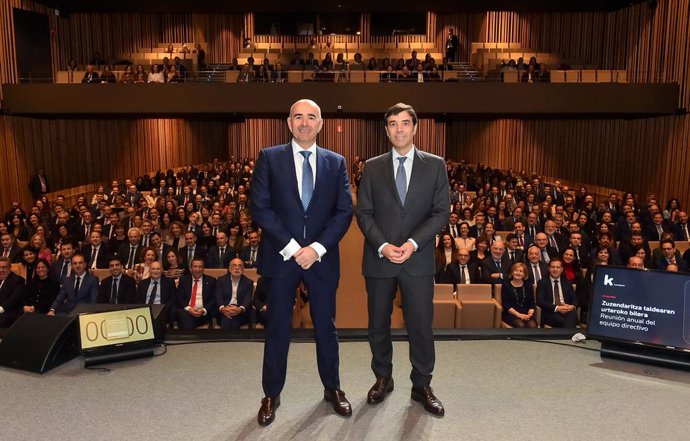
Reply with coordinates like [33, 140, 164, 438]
[78, 306, 155, 351]
[587, 266, 690, 351]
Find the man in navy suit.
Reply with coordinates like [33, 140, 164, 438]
[96, 256, 137, 304]
[214, 258, 253, 329]
[536, 258, 578, 328]
[251, 99, 354, 426]
[48, 253, 99, 315]
[0, 256, 26, 327]
[356, 103, 449, 417]
[176, 257, 216, 329]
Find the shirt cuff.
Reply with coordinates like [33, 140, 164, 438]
[184, 306, 191, 312]
[280, 239, 301, 261]
[377, 242, 389, 258]
[408, 239, 419, 251]
[310, 242, 327, 260]
[0, 306, 4, 314]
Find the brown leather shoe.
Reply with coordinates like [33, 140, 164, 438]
[367, 377, 394, 404]
[411, 386, 445, 417]
[257, 396, 280, 426]
[323, 389, 352, 417]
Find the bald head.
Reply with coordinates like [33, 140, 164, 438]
[289, 99, 321, 119]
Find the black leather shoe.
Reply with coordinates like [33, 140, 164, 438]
[257, 396, 280, 426]
[411, 386, 445, 417]
[324, 389, 352, 417]
[367, 377, 394, 404]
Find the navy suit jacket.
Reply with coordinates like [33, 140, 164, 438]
[536, 276, 577, 321]
[97, 274, 137, 304]
[50, 272, 99, 314]
[214, 273, 253, 311]
[250, 143, 353, 279]
[137, 277, 176, 306]
[176, 274, 216, 312]
[206, 245, 234, 269]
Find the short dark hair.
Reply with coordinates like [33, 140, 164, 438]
[384, 103, 418, 126]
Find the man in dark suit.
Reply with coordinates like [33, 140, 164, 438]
[356, 103, 449, 417]
[97, 256, 137, 304]
[644, 212, 670, 242]
[81, 231, 110, 270]
[672, 211, 690, 242]
[180, 231, 207, 269]
[239, 230, 260, 269]
[250, 99, 354, 425]
[504, 233, 525, 265]
[51, 241, 76, 284]
[28, 168, 49, 201]
[206, 231, 234, 269]
[0, 233, 22, 264]
[48, 253, 99, 315]
[655, 238, 689, 271]
[150, 232, 172, 264]
[0, 257, 26, 327]
[118, 228, 143, 270]
[136, 261, 175, 318]
[525, 246, 549, 286]
[445, 28, 459, 62]
[175, 257, 216, 329]
[214, 258, 253, 329]
[481, 241, 511, 284]
[444, 247, 481, 289]
[536, 258, 578, 328]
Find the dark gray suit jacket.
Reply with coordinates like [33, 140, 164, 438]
[356, 148, 450, 277]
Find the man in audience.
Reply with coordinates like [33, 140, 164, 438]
[0, 233, 21, 263]
[618, 232, 649, 265]
[469, 212, 486, 238]
[176, 257, 216, 329]
[533, 232, 556, 264]
[81, 230, 109, 270]
[525, 212, 541, 238]
[150, 232, 171, 264]
[627, 256, 645, 269]
[207, 231, 233, 269]
[482, 241, 510, 284]
[137, 261, 175, 310]
[536, 258, 577, 328]
[215, 258, 253, 330]
[590, 232, 623, 266]
[48, 253, 99, 315]
[525, 245, 548, 285]
[180, 230, 206, 269]
[0, 256, 25, 327]
[543, 220, 566, 254]
[444, 247, 480, 289]
[51, 241, 76, 283]
[118, 228, 143, 270]
[444, 212, 461, 238]
[97, 256, 137, 304]
[513, 221, 532, 250]
[655, 238, 688, 271]
[567, 231, 590, 268]
[644, 212, 670, 242]
[240, 230, 260, 269]
[140, 220, 154, 247]
[672, 211, 690, 241]
[504, 234, 524, 264]
[81, 65, 100, 83]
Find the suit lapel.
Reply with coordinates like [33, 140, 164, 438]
[279, 143, 302, 210]
[381, 151, 402, 206]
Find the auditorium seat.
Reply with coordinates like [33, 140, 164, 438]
[243, 268, 258, 281]
[203, 269, 225, 279]
[434, 298, 462, 328]
[434, 284, 455, 301]
[456, 284, 502, 328]
[597, 70, 613, 82]
[225, 71, 240, 83]
[365, 70, 380, 83]
[92, 269, 110, 282]
[615, 70, 628, 82]
[56, 71, 70, 84]
[565, 70, 581, 82]
[496, 231, 511, 241]
[580, 70, 597, 83]
[349, 70, 365, 83]
[288, 71, 303, 83]
[551, 70, 566, 83]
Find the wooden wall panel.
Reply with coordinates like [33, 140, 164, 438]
[0, 115, 227, 209]
[227, 117, 445, 164]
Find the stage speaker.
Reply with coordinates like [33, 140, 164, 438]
[70, 303, 167, 342]
[0, 314, 79, 373]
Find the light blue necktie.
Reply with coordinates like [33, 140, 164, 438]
[300, 151, 313, 239]
[396, 157, 407, 205]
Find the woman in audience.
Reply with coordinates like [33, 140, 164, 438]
[255, 64, 270, 82]
[198, 221, 215, 250]
[18, 247, 38, 284]
[100, 65, 117, 83]
[148, 64, 165, 83]
[146, 188, 160, 208]
[10, 214, 29, 242]
[380, 58, 391, 71]
[108, 225, 128, 256]
[51, 224, 72, 255]
[227, 223, 244, 256]
[664, 198, 681, 221]
[470, 235, 490, 264]
[132, 247, 157, 282]
[30, 233, 52, 264]
[634, 246, 654, 269]
[395, 58, 405, 71]
[120, 65, 135, 83]
[167, 65, 182, 83]
[159, 211, 172, 238]
[561, 247, 583, 284]
[484, 222, 501, 245]
[461, 207, 475, 226]
[501, 262, 537, 328]
[176, 207, 188, 224]
[434, 233, 457, 283]
[26, 214, 44, 238]
[366, 57, 378, 71]
[23, 258, 59, 314]
[455, 221, 476, 251]
[165, 220, 185, 250]
[163, 249, 185, 285]
[322, 52, 334, 70]
[134, 64, 147, 83]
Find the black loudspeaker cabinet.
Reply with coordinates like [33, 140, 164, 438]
[70, 303, 167, 343]
[0, 314, 79, 373]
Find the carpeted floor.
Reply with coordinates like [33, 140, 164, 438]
[0, 339, 689, 441]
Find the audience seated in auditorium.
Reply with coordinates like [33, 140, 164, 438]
[81, 65, 100, 84]
[0, 256, 26, 327]
[481, 241, 510, 284]
[176, 257, 215, 329]
[120, 65, 135, 84]
[23, 258, 58, 314]
[97, 256, 137, 304]
[100, 65, 117, 83]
